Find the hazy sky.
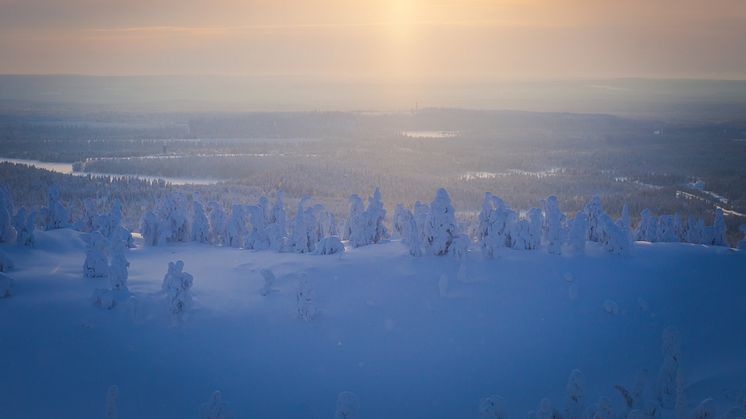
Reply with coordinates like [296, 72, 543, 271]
[1, 0, 745, 80]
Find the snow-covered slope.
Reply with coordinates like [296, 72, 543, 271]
[1, 229, 745, 419]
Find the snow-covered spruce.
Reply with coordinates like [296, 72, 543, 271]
[346, 188, 389, 248]
[162, 260, 194, 315]
[636, 209, 658, 242]
[83, 231, 109, 279]
[477, 193, 515, 257]
[0, 184, 16, 243]
[290, 198, 312, 253]
[0, 272, 14, 298]
[544, 195, 565, 255]
[567, 212, 588, 255]
[707, 208, 727, 246]
[207, 200, 227, 245]
[245, 203, 269, 250]
[191, 200, 210, 244]
[142, 193, 190, 246]
[658, 215, 679, 243]
[334, 391, 360, 419]
[267, 190, 287, 251]
[655, 327, 681, 408]
[13, 208, 35, 247]
[599, 213, 630, 255]
[583, 195, 604, 242]
[479, 395, 506, 419]
[225, 204, 246, 248]
[426, 188, 459, 256]
[44, 184, 70, 230]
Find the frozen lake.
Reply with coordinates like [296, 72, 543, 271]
[0, 157, 219, 185]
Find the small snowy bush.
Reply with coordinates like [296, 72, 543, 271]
[335, 391, 360, 419]
[259, 269, 275, 296]
[200, 391, 232, 419]
[105, 385, 118, 419]
[296, 276, 317, 321]
[0, 272, 14, 298]
[316, 236, 345, 255]
[479, 395, 506, 419]
[0, 250, 14, 272]
[565, 370, 586, 419]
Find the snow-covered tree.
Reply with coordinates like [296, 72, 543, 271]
[477, 193, 515, 257]
[84, 231, 109, 279]
[200, 390, 232, 419]
[0, 185, 16, 243]
[527, 207, 543, 250]
[162, 260, 194, 315]
[225, 204, 246, 248]
[335, 391, 360, 419]
[405, 214, 423, 256]
[565, 370, 585, 419]
[392, 204, 409, 238]
[583, 196, 603, 242]
[0, 250, 13, 272]
[13, 208, 35, 247]
[686, 216, 704, 244]
[658, 215, 678, 242]
[567, 212, 589, 255]
[656, 327, 680, 408]
[245, 204, 270, 250]
[344, 194, 365, 243]
[709, 208, 727, 246]
[140, 210, 160, 246]
[426, 188, 459, 256]
[108, 252, 129, 293]
[106, 385, 118, 419]
[267, 190, 287, 251]
[296, 275, 317, 321]
[44, 184, 69, 230]
[290, 198, 312, 253]
[544, 196, 564, 255]
[617, 204, 630, 237]
[479, 395, 506, 419]
[366, 187, 388, 244]
[259, 269, 275, 296]
[599, 214, 630, 255]
[636, 209, 658, 242]
[346, 188, 389, 248]
[191, 201, 210, 243]
[316, 236, 345, 255]
[207, 201, 227, 245]
[0, 272, 13, 298]
[738, 225, 746, 250]
[510, 219, 532, 250]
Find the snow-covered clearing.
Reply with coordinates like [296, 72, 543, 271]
[1, 229, 745, 418]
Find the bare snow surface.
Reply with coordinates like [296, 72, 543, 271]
[1, 229, 746, 418]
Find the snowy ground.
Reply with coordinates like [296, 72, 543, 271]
[1, 229, 745, 418]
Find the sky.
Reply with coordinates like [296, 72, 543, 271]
[1, 0, 745, 80]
